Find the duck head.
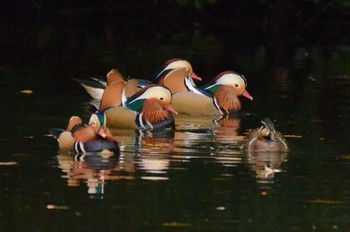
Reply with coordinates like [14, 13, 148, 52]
[258, 118, 280, 141]
[154, 58, 202, 86]
[204, 71, 253, 99]
[163, 58, 201, 81]
[126, 85, 178, 129]
[126, 85, 176, 113]
[203, 71, 253, 115]
[73, 113, 114, 143]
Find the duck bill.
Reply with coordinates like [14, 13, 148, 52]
[97, 128, 107, 138]
[166, 104, 178, 115]
[241, 90, 253, 100]
[191, 72, 202, 81]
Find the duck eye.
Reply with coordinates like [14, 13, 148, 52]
[160, 97, 164, 101]
[235, 84, 239, 88]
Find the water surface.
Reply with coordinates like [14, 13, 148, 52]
[1, 21, 350, 231]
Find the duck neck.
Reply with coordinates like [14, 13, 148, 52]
[141, 99, 170, 124]
[213, 86, 241, 114]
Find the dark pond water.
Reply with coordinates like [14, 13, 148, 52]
[1, 4, 350, 231]
[1, 49, 350, 231]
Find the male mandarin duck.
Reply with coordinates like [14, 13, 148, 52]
[153, 58, 202, 92]
[244, 118, 288, 152]
[99, 84, 178, 131]
[75, 58, 198, 107]
[74, 69, 126, 100]
[75, 69, 151, 103]
[49, 114, 119, 154]
[200, 71, 253, 115]
[156, 68, 253, 115]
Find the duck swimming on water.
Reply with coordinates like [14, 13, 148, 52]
[49, 114, 119, 154]
[244, 118, 288, 152]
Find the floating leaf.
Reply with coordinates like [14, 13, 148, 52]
[162, 222, 191, 227]
[306, 199, 345, 205]
[284, 135, 302, 138]
[0, 162, 18, 166]
[47, 204, 70, 210]
[216, 206, 226, 210]
[20, 89, 33, 94]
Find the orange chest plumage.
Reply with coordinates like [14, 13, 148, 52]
[214, 86, 241, 113]
[141, 99, 170, 124]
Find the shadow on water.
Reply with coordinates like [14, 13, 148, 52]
[1, 1, 350, 231]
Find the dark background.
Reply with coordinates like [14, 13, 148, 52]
[2, 0, 350, 82]
[1, 2, 350, 231]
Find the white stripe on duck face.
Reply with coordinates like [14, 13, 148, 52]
[128, 86, 172, 105]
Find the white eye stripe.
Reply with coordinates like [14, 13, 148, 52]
[129, 86, 172, 104]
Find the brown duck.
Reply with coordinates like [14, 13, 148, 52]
[244, 118, 288, 152]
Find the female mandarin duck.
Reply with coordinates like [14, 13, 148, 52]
[244, 118, 288, 152]
[156, 67, 253, 115]
[99, 84, 178, 131]
[49, 114, 119, 154]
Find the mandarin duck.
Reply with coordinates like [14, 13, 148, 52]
[156, 69, 253, 115]
[75, 69, 151, 103]
[201, 71, 253, 114]
[99, 84, 177, 131]
[74, 69, 126, 100]
[244, 118, 288, 152]
[49, 114, 119, 154]
[153, 58, 202, 92]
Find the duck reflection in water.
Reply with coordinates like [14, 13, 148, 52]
[243, 118, 289, 183]
[245, 152, 287, 183]
[134, 129, 175, 179]
[213, 115, 245, 144]
[57, 152, 120, 198]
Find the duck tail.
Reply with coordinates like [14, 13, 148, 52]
[48, 128, 65, 140]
